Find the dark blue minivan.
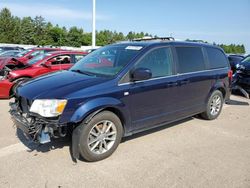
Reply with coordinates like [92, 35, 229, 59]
[10, 40, 232, 161]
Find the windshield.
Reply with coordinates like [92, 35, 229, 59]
[15, 49, 32, 58]
[0, 50, 19, 57]
[70, 45, 143, 77]
[242, 56, 250, 64]
[27, 53, 52, 65]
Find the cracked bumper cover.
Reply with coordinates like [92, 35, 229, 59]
[9, 102, 64, 143]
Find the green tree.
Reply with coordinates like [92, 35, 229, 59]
[126, 31, 135, 40]
[46, 24, 67, 46]
[113, 31, 125, 42]
[81, 32, 92, 46]
[0, 8, 18, 43]
[67, 27, 84, 47]
[19, 17, 35, 44]
[33, 16, 47, 45]
[2, 7, 246, 52]
[11, 16, 22, 43]
[126, 31, 149, 40]
[219, 44, 245, 54]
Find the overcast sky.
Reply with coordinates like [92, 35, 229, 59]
[0, 0, 250, 53]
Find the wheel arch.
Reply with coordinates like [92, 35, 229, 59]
[66, 97, 131, 135]
[206, 82, 227, 104]
[12, 75, 32, 82]
[9, 76, 32, 96]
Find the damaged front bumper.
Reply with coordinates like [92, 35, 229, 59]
[9, 102, 67, 144]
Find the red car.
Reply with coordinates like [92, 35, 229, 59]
[0, 51, 87, 99]
[0, 48, 62, 71]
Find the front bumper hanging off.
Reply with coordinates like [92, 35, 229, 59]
[9, 102, 65, 144]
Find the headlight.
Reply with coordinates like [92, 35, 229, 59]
[30, 99, 67, 117]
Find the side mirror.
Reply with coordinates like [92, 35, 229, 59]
[131, 68, 152, 82]
[41, 62, 51, 68]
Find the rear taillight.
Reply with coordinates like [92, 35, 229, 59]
[228, 70, 233, 79]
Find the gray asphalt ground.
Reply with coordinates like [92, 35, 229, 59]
[0, 95, 249, 188]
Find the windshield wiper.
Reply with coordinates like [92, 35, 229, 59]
[71, 69, 96, 76]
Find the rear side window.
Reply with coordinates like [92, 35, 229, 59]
[176, 47, 205, 73]
[74, 54, 86, 62]
[134, 47, 173, 78]
[206, 47, 228, 69]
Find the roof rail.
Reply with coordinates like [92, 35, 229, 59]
[186, 39, 208, 43]
[132, 36, 175, 42]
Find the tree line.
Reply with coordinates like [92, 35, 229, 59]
[0, 8, 152, 47]
[218, 44, 245, 54]
[186, 39, 246, 54]
[0, 8, 246, 54]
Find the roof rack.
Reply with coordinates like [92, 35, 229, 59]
[185, 39, 208, 43]
[132, 36, 175, 42]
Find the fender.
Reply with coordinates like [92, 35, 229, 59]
[65, 97, 131, 133]
[206, 81, 227, 103]
[69, 97, 130, 162]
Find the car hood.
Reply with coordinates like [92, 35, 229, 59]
[17, 71, 109, 100]
[239, 62, 250, 70]
[0, 57, 24, 69]
[236, 62, 250, 75]
[0, 57, 12, 69]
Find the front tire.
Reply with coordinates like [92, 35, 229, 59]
[78, 111, 123, 162]
[201, 90, 224, 120]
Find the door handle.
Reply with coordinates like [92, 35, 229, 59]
[180, 80, 190, 85]
[166, 82, 178, 87]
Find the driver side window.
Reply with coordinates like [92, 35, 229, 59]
[134, 47, 173, 78]
[49, 55, 71, 65]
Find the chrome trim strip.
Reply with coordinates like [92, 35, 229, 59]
[118, 67, 228, 86]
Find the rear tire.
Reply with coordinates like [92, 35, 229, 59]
[78, 111, 123, 162]
[201, 90, 224, 120]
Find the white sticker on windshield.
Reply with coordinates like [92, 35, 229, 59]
[125, 46, 143, 51]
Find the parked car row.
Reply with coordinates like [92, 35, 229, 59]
[7, 39, 232, 162]
[231, 55, 250, 97]
[0, 46, 24, 53]
[0, 47, 88, 99]
[0, 50, 22, 57]
[227, 54, 250, 97]
[227, 54, 245, 73]
[0, 47, 62, 72]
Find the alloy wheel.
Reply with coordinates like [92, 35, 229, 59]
[87, 120, 117, 155]
[210, 95, 222, 116]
